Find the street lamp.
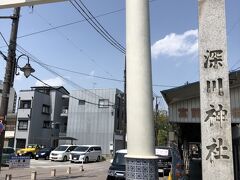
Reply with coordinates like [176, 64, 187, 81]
[15, 54, 35, 78]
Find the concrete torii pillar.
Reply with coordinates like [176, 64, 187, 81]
[0, 0, 159, 179]
[126, 0, 158, 179]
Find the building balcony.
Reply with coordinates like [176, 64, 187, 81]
[17, 109, 31, 118]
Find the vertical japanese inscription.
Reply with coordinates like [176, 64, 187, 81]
[204, 50, 223, 69]
[206, 138, 230, 163]
[204, 104, 227, 128]
[199, 0, 233, 178]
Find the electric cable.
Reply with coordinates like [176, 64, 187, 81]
[76, 0, 125, 52]
[16, 44, 116, 105]
[33, 10, 115, 78]
[18, 8, 125, 39]
[17, 0, 159, 39]
[0, 32, 9, 46]
[70, 0, 125, 54]
[30, 73, 106, 107]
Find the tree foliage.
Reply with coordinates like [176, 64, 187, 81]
[154, 111, 172, 146]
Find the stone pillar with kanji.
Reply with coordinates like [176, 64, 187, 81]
[199, 0, 234, 179]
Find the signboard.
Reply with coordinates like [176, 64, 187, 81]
[155, 149, 169, 156]
[0, 0, 66, 9]
[9, 156, 30, 168]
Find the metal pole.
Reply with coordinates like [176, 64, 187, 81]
[0, 7, 20, 171]
[155, 96, 159, 146]
[123, 56, 127, 149]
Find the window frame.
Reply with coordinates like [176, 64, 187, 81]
[18, 119, 28, 130]
[42, 104, 50, 114]
[19, 100, 31, 109]
[42, 120, 51, 129]
[98, 99, 109, 108]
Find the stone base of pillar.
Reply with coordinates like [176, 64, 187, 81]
[126, 157, 158, 180]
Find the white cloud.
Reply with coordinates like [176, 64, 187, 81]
[151, 29, 198, 58]
[35, 77, 65, 87]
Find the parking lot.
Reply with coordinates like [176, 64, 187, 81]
[0, 159, 168, 180]
[0, 159, 110, 180]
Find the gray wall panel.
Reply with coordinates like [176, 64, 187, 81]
[67, 89, 123, 156]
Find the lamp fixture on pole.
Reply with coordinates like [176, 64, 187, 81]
[15, 54, 35, 78]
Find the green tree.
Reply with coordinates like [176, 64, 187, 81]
[154, 111, 172, 146]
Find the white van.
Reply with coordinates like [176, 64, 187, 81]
[69, 145, 102, 163]
[49, 145, 78, 161]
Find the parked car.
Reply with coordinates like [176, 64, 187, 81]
[16, 144, 41, 158]
[1, 147, 15, 165]
[49, 145, 78, 161]
[107, 149, 127, 180]
[107, 146, 183, 180]
[35, 147, 53, 160]
[156, 146, 173, 176]
[69, 145, 102, 163]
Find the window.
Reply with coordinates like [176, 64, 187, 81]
[42, 104, 50, 114]
[43, 121, 51, 128]
[94, 147, 101, 151]
[79, 100, 85, 105]
[98, 99, 109, 108]
[19, 100, 31, 109]
[18, 120, 28, 130]
[16, 139, 26, 149]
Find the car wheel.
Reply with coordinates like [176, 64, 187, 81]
[107, 175, 115, 180]
[45, 155, 49, 160]
[70, 161, 74, 163]
[85, 157, 89, 163]
[35, 158, 39, 160]
[63, 156, 67, 162]
[96, 156, 101, 162]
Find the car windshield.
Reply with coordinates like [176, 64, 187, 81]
[73, 146, 89, 152]
[39, 148, 51, 152]
[54, 146, 68, 151]
[112, 152, 126, 166]
[27, 144, 36, 148]
[155, 148, 170, 157]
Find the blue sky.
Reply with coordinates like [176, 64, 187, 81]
[0, 0, 240, 110]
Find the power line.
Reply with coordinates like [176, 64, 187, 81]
[0, 32, 9, 46]
[30, 73, 105, 106]
[17, 0, 160, 39]
[152, 84, 177, 88]
[18, 8, 124, 39]
[76, 0, 125, 51]
[16, 44, 116, 105]
[33, 62, 123, 82]
[70, 0, 126, 54]
[33, 10, 116, 79]
[0, 45, 177, 88]
[0, 30, 180, 89]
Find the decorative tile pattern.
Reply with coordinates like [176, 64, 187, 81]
[126, 157, 158, 180]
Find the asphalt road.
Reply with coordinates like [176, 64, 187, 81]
[0, 159, 169, 180]
[0, 159, 110, 180]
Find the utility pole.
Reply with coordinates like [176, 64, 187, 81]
[123, 56, 127, 148]
[0, 7, 20, 170]
[155, 96, 159, 146]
